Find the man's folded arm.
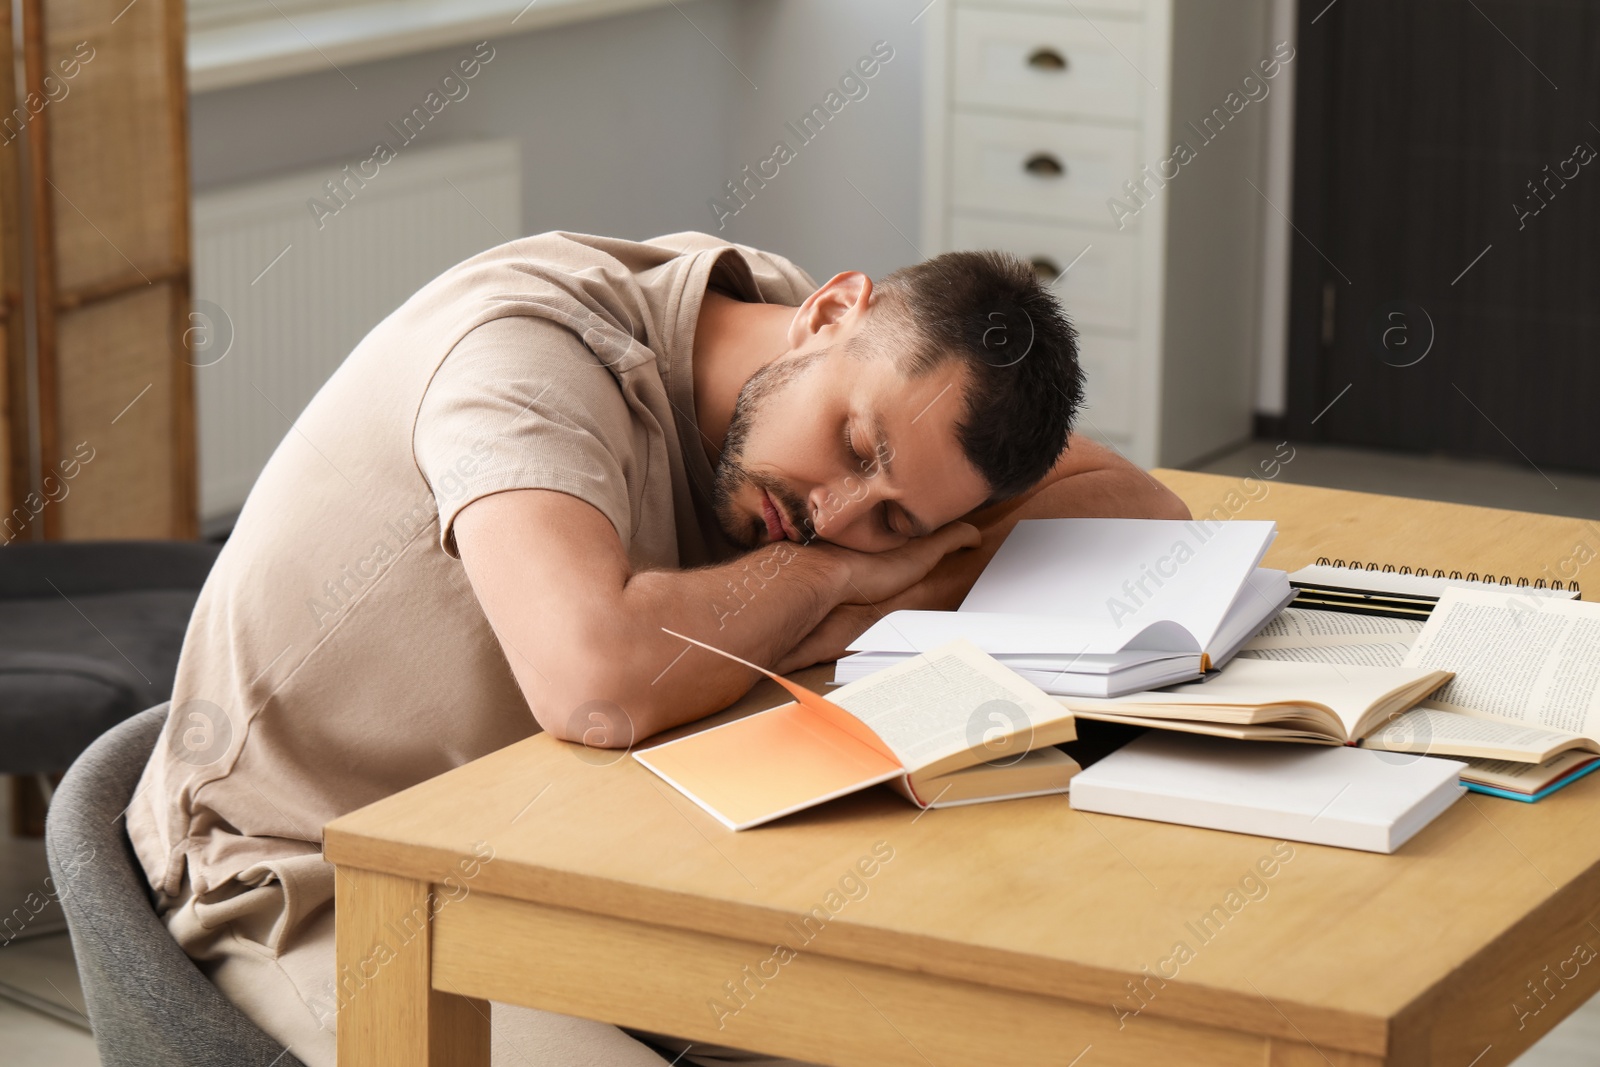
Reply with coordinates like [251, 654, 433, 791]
[972, 432, 1190, 525]
[452, 488, 850, 747]
[453, 489, 980, 747]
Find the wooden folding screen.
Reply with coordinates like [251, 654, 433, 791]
[0, 2, 24, 520]
[2, 0, 195, 541]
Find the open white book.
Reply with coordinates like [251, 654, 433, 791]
[1056, 659, 1452, 744]
[1354, 588, 1600, 766]
[836, 519, 1295, 697]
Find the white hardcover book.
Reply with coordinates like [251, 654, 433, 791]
[837, 567, 1292, 696]
[848, 518, 1285, 659]
[1068, 732, 1465, 854]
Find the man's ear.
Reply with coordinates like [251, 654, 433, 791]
[786, 271, 873, 349]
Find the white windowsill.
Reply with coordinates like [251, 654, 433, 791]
[188, 0, 672, 93]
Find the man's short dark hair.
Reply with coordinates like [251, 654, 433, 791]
[856, 249, 1084, 508]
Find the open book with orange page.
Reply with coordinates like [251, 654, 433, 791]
[635, 630, 1081, 830]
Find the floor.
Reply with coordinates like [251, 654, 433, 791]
[1, 784, 97, 1064]
[5, 440, 1600, 1064]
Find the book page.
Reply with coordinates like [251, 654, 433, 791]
[1245, 607, 1423, 648]
[1401, 589, 1600, 740]
[955, 518, 1277, 648]
[661, 628, 898, 762]
[829, 638, 1069, 772]
[846, 609, 1184, 656]
[1208, 569, 1297, 663]
[1237, 643, 1411, 667]
[1359, 706, 1594, 761]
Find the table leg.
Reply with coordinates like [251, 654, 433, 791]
[334, 866, 490, 1067]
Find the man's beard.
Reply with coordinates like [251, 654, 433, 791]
[711, 349, 825, 549]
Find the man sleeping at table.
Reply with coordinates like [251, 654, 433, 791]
[127, 231, 1187, 1067]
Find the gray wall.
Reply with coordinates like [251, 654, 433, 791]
[716, 0, 927, 282]
[189, 0, 928, 285]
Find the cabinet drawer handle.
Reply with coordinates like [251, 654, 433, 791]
[1030, 257, 1062, 282]
[1024, 153, 1065, 178]
[1026, 46, 1068, 72]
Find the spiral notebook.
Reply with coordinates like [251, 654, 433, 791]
[1288, 557, 1579, 620]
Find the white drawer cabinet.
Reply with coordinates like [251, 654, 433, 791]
[952, 7, 1146, 121]
[948, 215, 1138, 333]
[949, 114, 1143, 227]
[923, 0, 1272, 467]
[950, 213, 1142, 440]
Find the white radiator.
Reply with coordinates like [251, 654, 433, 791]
[192, 138, 522, 526]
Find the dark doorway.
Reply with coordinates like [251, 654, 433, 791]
[1285, 0, 1600, 474]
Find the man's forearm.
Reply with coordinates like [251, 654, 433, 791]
[609, 543, 849, 740]
[457, 488, 862, 748]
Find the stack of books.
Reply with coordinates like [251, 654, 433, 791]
[1067, 583, 1600, 803]
[1293, 583, 1600, 802]
[835, 518, 1296, 697]
[634, 632, 1463, 850]
[631, 523, 1600, 852]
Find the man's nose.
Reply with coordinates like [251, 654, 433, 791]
[808, 479, 874, 539]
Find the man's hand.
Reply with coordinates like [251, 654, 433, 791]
[771, 531, 972, 671]
[774, 582, 953, 674]
[817, 520, 981, 604]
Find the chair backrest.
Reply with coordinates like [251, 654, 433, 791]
[44, 703, 306, 1067]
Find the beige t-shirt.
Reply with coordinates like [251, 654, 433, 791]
[127, 231, 817, 930]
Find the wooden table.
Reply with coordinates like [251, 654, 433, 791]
[324, 471, 1600, 1067]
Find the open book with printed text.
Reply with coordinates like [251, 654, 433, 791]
[1356, 588, 1600, 773]
[1055, 658, 1453, 745]
[635, 632, 1079, 830]
[1226, 589, 1600, 799]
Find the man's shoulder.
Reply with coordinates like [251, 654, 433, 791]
[642, 230, 819, 295]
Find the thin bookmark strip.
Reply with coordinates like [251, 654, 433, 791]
[661, 628, 903, 766]
[1290, 595, 1433, 621]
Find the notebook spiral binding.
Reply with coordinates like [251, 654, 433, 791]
[1313, 557, 1581, 595]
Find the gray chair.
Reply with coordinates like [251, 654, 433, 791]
[0, 540, 220, 774]
[45, 703, 307, 1067]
